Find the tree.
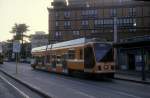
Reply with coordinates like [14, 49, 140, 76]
[10, 23, 29, 44]
[10, 23, 29, 59]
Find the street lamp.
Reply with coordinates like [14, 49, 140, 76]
[133, 22, 137, 27]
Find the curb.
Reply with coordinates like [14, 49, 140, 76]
[0, 69, 52, 98]
[114, 76, 150, 85]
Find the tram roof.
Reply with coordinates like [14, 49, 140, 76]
[32, 38, 111, 52]
[32, 38, 85, 52]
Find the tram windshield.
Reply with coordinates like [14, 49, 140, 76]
[94, 43, 112, 62]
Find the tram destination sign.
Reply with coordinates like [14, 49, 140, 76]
[13, 40, 21, 53]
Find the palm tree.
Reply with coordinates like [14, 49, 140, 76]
[10, 23, 29, 44]
[10, 23, 29, 59]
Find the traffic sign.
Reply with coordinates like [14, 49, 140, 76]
[13, 40, 21, 53]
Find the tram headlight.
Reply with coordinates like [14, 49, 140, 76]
[104, 65, 109, 70]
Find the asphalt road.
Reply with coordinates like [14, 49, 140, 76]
[0, 62, 150, 98]
[0, 75, 23, 98]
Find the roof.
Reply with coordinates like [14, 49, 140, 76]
[32, 38, 86, 52]
[113, 35, 150, 48]
[32, 38, 112, 53]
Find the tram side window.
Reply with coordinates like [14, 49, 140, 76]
[31, 56, 36, 64]
[46, 55, 50, 63]
[62, 53, 67, 68]
[52, 55, 56, 67]
[80, 49, 83, 59]
[57, 56, 61, 64]
[36, 57, 41, 64]
[36, 56, 44, 64]
[68, 50, 75, 59]
[42, 56, 45, 64]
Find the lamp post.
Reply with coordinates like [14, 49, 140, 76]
[113, 17, 117, 43]
[141, 48, 146, 81]
[113, 17, 118, 69]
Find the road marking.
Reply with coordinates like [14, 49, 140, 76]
[0, 75, 30, 98]
[75, 91, 96, 98]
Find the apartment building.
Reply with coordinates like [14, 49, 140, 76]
[48, 0, 150, 43]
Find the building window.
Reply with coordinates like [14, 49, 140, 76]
[126, 18, 130, 24]
[133, 18, 136, 26]
[82, 10, 88, 16]
[129, 28, 136, 32]
[81, 9, 97, 17]
[110, 9, 117, 17]
[117, 18, 137, 27]
[64, 11, 71, 18]
[89, 10, 97, 15]
[129, 18, 133, 24]
[104, 19, 113, 25]
[128, 8, 136, 16]
[55, 21, 58, 27]
[54, 31, 62, 41]
[81, 20, 89, 26]
[55, 31, 62, 37]
[91, 30, 97, 33]
[73, 31, 80, 36]
[64, 21, 71, 28]
[94, 20, 103, 25]
[55, 12, 58, 18]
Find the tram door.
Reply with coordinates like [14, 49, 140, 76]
[84, 46, 95, 69]
[62, 53, 67, 69]
[51, 55, 56, 68]
[128, 54, 135, 70]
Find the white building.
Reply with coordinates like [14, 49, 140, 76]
[30, 31, 48, 49]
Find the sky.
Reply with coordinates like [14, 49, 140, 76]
[0, 0, 53, 41]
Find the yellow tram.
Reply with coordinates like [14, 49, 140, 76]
[31, 38, 115, 78]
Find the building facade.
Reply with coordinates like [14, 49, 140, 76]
[1, 40, 13, 61]
[30, 31, 49, 48]
[115, 35, 150, 72]
[48, 0, 150, 43]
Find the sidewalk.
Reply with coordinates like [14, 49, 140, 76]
[115, 70, 150, 84]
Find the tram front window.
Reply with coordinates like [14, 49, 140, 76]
[94, 43, 112, 62]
